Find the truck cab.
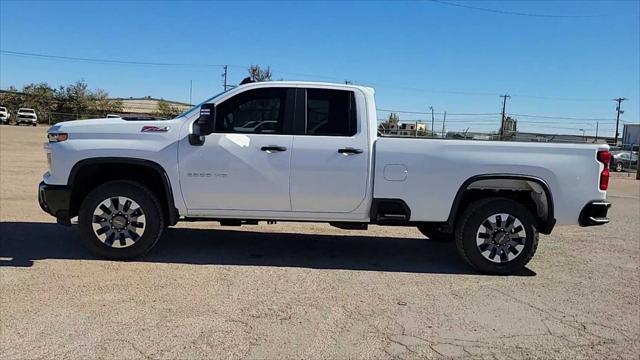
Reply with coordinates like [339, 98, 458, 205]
[38, 81, 611, 274]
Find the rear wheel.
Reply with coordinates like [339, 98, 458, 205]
[417, 224, 453, 242]
[78, 180, 164, 259]
[615, 162, 624, 172]
[455, 198, 538, 275]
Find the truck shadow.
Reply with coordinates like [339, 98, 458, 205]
[0, 222, 535, 276]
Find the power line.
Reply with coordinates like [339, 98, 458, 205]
[509, 93, 611, 102]
[1, 50, 616, 103]
[430, 0, 608, 18]
[508, 113, 615, 121]
[377, 108, 500, 116]
[0, 50, 234, 68]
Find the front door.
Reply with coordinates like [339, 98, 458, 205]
[179, 87, 294, 212]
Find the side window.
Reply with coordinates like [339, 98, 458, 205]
[306, 89, 356, 136]
[215, 88, 286, 134]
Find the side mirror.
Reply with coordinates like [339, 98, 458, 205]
[193, 103, 216, 136]
[190, 103, 215, 146]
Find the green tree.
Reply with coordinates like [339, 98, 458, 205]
[21, 82, 57, 122]
[248, 64, 272, 82]
[154, 100, 182, 118]
[378, 112, 400, 133]
[0, 86, 24, 115]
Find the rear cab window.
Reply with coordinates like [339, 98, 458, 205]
[304, 89, 356, 136]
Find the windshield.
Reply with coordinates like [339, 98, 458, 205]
[176, 90, 227, 118]
[20, 109, 35, 113]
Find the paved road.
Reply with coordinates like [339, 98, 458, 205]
[1, 126, 639, 359]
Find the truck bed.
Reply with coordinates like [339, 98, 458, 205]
[373, 137, 608, 225]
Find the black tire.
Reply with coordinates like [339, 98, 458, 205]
[615, 162, 623, 172]
[78, 180, 164, 259]
[417, 224, 453, 242]
[455, 198, 538, 275]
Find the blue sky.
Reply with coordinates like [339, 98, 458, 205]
[1, 0, 638, 136]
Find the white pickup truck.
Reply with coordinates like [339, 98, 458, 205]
[39, 81, 612, 274]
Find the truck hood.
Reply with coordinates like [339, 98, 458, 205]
[48, 117, 186, 140]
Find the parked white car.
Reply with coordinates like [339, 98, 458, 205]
[15, 108, 37, 126]
[0, 107, 10, 124]
[39, 81, 611, 274]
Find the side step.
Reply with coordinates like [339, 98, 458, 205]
[376, 214, 409, 222]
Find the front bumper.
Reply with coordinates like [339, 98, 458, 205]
[578, 200, 611, 227]
[17, 117, 36, 123]
[38, 181, 72, 225]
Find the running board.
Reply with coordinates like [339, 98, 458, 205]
[376, 214, 409, 222]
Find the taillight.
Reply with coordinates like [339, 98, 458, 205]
[597, 150, 611, 190]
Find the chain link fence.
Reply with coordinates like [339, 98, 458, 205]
[611, 144, 639, 177]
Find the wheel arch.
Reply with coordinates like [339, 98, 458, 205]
[68, 157, 179, 225]
[447, 174, 555, 234]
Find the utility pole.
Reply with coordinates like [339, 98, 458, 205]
[222, 65, 228, 91]
[429, 106, 434, 138]
[499, 94, 510, 141]
[189, 80, 193, 105]
[441, 111, 447, 138]
[595, 121, 599, 142]
[613, 97, 626, 146]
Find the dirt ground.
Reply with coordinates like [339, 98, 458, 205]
[1, 125, 639, 359]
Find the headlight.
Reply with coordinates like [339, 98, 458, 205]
[47, 133, 68, 142]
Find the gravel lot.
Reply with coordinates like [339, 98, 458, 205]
[1, 125, 639, 359]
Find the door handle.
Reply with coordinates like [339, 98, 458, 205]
[261, 145, 287, 152]
[338, 147, 363, 155]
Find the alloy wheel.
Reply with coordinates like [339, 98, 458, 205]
[475, 213, 526, 263]
[92, 196, 146, 248]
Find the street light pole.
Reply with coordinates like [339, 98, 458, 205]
[429, 106, 434, 137]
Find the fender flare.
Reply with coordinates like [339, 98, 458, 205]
[447, 174, 556, 234]
[68, 157, 179, 225]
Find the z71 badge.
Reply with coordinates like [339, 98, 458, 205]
[141, 125, 169, 132]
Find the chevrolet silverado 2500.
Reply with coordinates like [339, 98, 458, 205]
[39, 81, 611, 274]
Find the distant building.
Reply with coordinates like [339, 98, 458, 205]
[109, 96, 191, 115]
[381, 122, 428, 136]
[503, 116, 517, 138]
[443, 130, 613, 144]
[513, 132, 612, 144]
[622, 123, 640, 150]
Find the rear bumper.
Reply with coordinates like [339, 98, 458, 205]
[38, 181, 72, 225]
[578, 200, 611, 227]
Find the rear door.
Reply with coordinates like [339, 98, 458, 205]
[179, 87, 295, 212]
[289, 88, 370, 212]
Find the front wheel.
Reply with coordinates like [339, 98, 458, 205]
[455, 198, 538, 275]
[78, 180, 164, 259]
